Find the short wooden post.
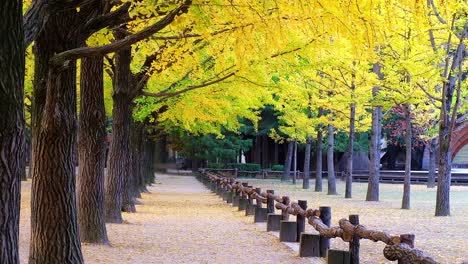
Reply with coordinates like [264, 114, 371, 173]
[234, 168, 238, 178]
[299, 233, 321, 257]
[328, 249, 350, 264]
[297, 200, 307, 242]
[399, 234, 415, 248]
[232, 181, 241, 206]
[319, 206, 331, 257]
[266, 190, 275, 214]
[246, 186, 255, 215]
[349, 215, 360, 264]
[238, 183, 249, 210]
[281, 196, 290, 221]
[255, 188, 262, 208]
[279, 220, 297, 242]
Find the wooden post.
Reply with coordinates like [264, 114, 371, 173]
[297, 200, 307, 242]
[266, 190, 275, 214]
[245, 185, 255, 215]
[241, 182, 248, 197]
[255, 188, 262, 208]
[319, 206, 331, 257]
[234, 168, 238, 178]
[282, 196, 290, 221]
[349, 214, 360, 264]
[398, 234, 415, 264]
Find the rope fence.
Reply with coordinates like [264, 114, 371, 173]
[197, 170, 439, 264]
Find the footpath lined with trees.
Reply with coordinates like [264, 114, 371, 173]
[0, 0, 467, 264]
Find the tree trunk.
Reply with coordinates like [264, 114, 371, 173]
[436, 130, 451, 216]
[292, 140, 297, 184]
[145, 139, 156, 185]
[315, 126, 323, 192]
[274, 142, 279, 164]
[261, 134, 268, 168]
[29, 12, 84, 263]
[131, 123, 144, 197]
[327, 124, 337, 195]
[345, 103, 355, 198]
[366, 104, 382, 201]
[77, 56, 108, 244]
[282, 141, 294, 181]
[303, 137, 312, 189]
[435, 41, 466, 216]
[122, 154, 137, 213]
[0, 0, 25, 262]
[402, 104, 412, 209]
[427, 138, 436, 188]
[366, 66, 383, 202]
[254, 135, 261, 164]
[105, 35, 133, 223]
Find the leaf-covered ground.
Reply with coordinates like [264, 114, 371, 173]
[246, 178, 468, 264]
[18, 174, 311, 264]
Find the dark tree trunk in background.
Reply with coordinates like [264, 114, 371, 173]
[292, 140, 297, 184]
[327, 124, 337, 195]
[131, 123, 144, 197]
[145, 139, 156, 185]
[105, 34, 133, 222]
[29, 11, 84, 263]
[77, 56, 108, 244]
[402, 104, 412, 209]
[261, 135, 268, 168]
[345, 103, 355, 199]
[366, 81, 382, 201]
[303, 137, 312, 189]
[274, 142, 279, 165]
[254, 135, 261, 164]
[282, 141, 294, 181]
[427, 138, 436, 188]
[122, 120, 137, 213]
[0, 0, 25, 262]
[315, 123, 323, 192]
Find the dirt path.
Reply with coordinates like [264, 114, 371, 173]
[19, 174, 310, 264]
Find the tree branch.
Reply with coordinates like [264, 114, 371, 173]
[142, 71, 236, 99]
[428, 0, 446, 24]
[50, 0, 192, 67]
[83, 2, 131, 36]
[416, 83, 442, 103]
[23, 0, 96, 46]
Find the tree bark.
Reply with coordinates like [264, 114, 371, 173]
[345, 103, 355, 198]
[274, 142, 279, 165]
[303, 137, 312, 189]
[131, 123, 144, 197]
[105, 32, 133, 222]
[402, 104, 412, 209]
[29, 11, 84, 263]
[77, 55, 108, 244]
[327, 124, 337, 195]
[282, 141, 294, 181]
[366, 100, 382, 201]
[315, 126, 323, 192]
[435, 41, 465, 216]
[366, 65, 383, 202]
[145, 139, 156, 185]
[0, 0, 25, 262]
[254, 135, 261, 164]
[292, 140, 297, 184]
[427, 138, 436, 188]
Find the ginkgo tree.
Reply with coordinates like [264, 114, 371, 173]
[376, 1, 441, 209]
